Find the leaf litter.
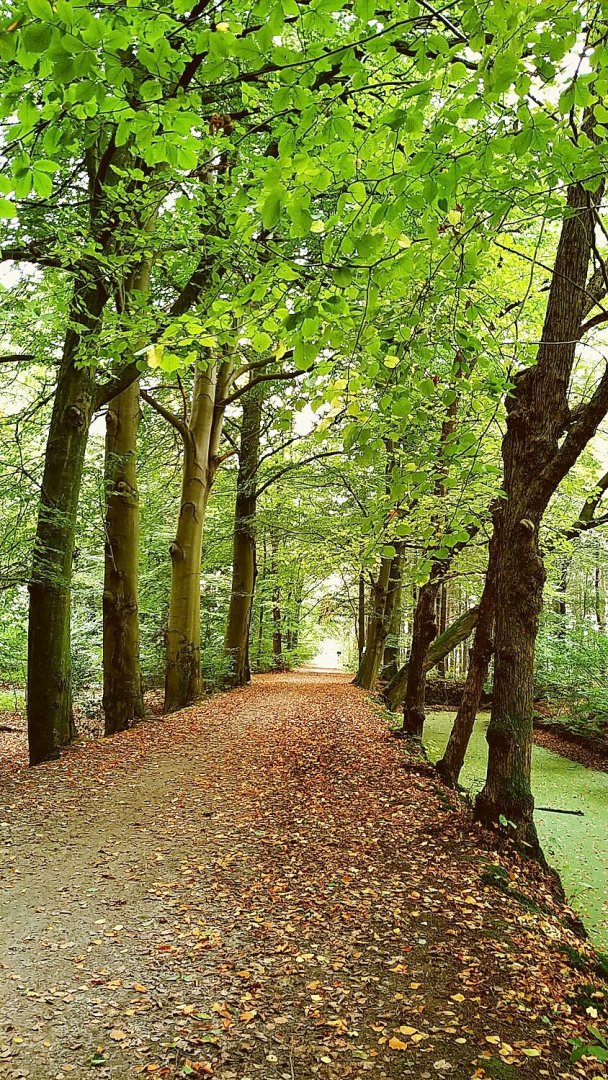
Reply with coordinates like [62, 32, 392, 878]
[0, 671, 606, 1079]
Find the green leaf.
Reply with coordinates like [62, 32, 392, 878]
[261, 191, 282, 230]
[27, 0, 53, 18]
[0, 198, 17, 218]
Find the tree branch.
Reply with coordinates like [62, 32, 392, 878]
[218, 365, 313, 409]
[140, 388, 188, 438]
[255, 450, 341, 498]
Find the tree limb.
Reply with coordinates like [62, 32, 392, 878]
[140, 388, 188, 438]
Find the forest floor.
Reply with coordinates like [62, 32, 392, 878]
[0, 671, 607, 1080]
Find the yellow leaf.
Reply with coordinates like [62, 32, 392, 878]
[239, 1010, 257, 1022]
[310, 220, 325, 234]
[485, 1035, 501, 1045]
[133, 983, 148, 993]
[398, 1026, 417, 1036]
[521, 1048, 541, 1057]
[110, 1029, 128, 1042]
[216, 21, 230, 30]
[411, 1033, 427, 1044]
[447, 209, 462, 225]
[383, 354, 400, 369]
[388, 1037, 407, 1051]
[397, 234, 412, 249]
[450, 994, 465, 1003]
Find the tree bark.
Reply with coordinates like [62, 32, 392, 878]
[164, 362, 229, 712]
[27, 278, 107, 765]
[223, 386, 262, 687]
[354, 555, 392, 689]
[436, 584, 448, 677]
[357, 571, 366, 662]
[475, 175, 603, 854]
[402, 565, 443, 737]
[383, 605, 479, 710]
[102, 379, 144, 734]
[436, 542, 496, 785]
[270, 530, 283, 665]
[381, 556, 403, 681]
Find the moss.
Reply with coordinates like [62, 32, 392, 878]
[432, 783, 457, 812]
[479, 862, 546, 914]
[483, 1057, 519, 1080]
[558, 943, 588, 972]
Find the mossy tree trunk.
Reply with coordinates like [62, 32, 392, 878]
[402, 564, 443, 737]
[354, 555, 392, 689]
[270, 529, 283, 665]
[102, 257, 153, 735]
[475, 174, 606, 854]
[380, 549, 403, 681]
[162, 361, 231, 713]
[27, 278, 107, 765]
[102, 378, 145, 734]
[223, 384, 263, 687]
[357, 571, 366, 662]
[383, 604, 479, 711]
[436, 542, 496, 785]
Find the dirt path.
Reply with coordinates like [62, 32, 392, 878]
[0, 672, 605, 1080]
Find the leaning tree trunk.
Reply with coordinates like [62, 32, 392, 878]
[28, 279, 106, 765]
[164, 365, 220, 713]
[380, 548, 403, 681]
[354, 555, 392, 689]
[102, 379, 145, 734]
[269, 529, 283, 666]
[436, 584, 448, 677]
[475, 174, 602, 854]
[436, 542, 496, 786]
[402, 566, 443, 737]
[357, 571, 366, 662]
[383, 604, 479, 711]
[223, 386, 262, 687]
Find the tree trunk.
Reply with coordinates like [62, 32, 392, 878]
[595, 550, 604, 631]
[383, 605, 479, 711]
[270, 530, 283, 665]
[436, 543, 496, 785]
[102, 379, 144, 734]
[381, 560, 403, 681]
[475, 176, 602, 854]
[357, 571, 366, 661]
[436, 584, 448, 677]
[27, 279, 106, 765]
[223, 386, 262, 687]
[354, 555, 392, 689]
[164, 364, 225, 712]
[402, 567, 442, 737]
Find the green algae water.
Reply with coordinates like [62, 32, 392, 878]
[423, 712, 608, 948]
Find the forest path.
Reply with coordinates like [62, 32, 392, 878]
[0, 672, 603, 1080]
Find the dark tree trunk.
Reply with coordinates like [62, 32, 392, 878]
[402, 566, 442, 737]
[27, 278, 107, 765]
[436, 584, 448, 677]
[436, 542, 496, 785]
[383, 605, 479, 711]
[475, 175, 603, 854]
[357, 571, 366, 662]
[270, 531, 282, 665]
[103, 379, 144, 734]
[354, 555, 392, 689]
[223, 386, 262, 687]
[381, 555, 403, 681]
[595, 551, 604, 631]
